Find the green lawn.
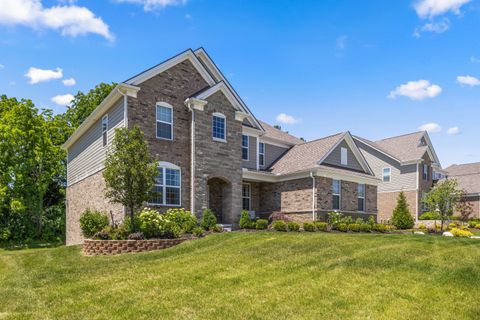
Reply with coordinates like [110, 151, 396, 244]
[1, 232, 480, 320]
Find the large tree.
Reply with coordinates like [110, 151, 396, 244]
[423, 179, 463, 231]
[103, 126, 157, 229]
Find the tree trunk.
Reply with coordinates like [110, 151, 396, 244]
[129, 206, 136, 231]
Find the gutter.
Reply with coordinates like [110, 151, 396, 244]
[310, 171, 316, 221]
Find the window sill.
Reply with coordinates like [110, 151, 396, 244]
[156, 136, 173, 141]
[213, 137, 227, 143]
[146, 203, 181, 207]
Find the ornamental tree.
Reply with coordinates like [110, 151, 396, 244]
[392, 191, 414, 229]
[423, 179, 463, 231]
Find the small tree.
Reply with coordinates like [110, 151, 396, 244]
[423, 179, 463, 231]
[392, 191, 414, 229]
[456, 191, 473, 224]
[103, 126, 157, 230]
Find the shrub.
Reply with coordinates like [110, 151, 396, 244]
[468, 219, 480, 228]
[360, 223, 372, 233]
[336, 223, 348, 232]
[268, 212, 292, 223]
[447, 222, 459, 230]
[163, 208, 197, 234]
[341, 216, 354, 225]
[137, 208, 181, 239]
[367, 215, 376, 226]
[419, 211, 440, 220]
[373, 223, 388, 233]
[192, 227, 205, 237]
[239, 210, 256, 229]
[314, 222, 328, 232]
[93, 230, 110, 240]
[105, 225, 128, 240]
[392, 192, 414, 229]
[128, 232, 145, 240]
[476, 224, 480, 229]
[79, 209, 109, 238]
[348, 223, 361, 232]
[272, 220, 287, 232]
[200, 209, 217, 231]
[450, 227, 473, 238]
[287, 221, 300, 232]
[327, 211, 343, 227]
[418, 223, 426, 230]
[255, 219, 268, 230]
[303, 222, 315, 232]
[212, 225, 223, 233]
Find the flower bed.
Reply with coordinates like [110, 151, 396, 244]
[83, 238, 189, 256]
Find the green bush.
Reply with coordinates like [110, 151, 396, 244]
[341, 216, 354, 225]
[348, 223, 361, 232]
[287, 221, 300, 232]
[79, 209, 109, 238]
[355, 218, 364, 224]
[419, 212, 440, 220]
[418, 223, 426, 230]
[447, 222, 459, 230]
[373, 223, 388, 233]
[392, 192, 414, 229]
[255, 219, 268, 230]
[360, 223, 372, 232]
[367, 215, 376, 226]
[327, 211, 343, 227]
[272, 220, 287, 232]
[200, 209, 217, 231]
[102, 225, 128, 240]
[212, 225, 223, 233]
[468, 219, 480, 228]
[336, 223, 348, 232]
[192, 227, 205, 237]
[303, 222, 315, 232]
[239, 210, 255, 229]
[314, 222, 328, 232]
[163, 208, 197, 234]
[137, 208, 181, 239]
[450, 227, 473, 238]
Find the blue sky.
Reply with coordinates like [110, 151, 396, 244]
[1, 0, 479, 167]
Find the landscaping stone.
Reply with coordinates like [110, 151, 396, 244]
[414, 231, 425, 235]
[442, 232, 454, 237]
[470, 236, 480, 239]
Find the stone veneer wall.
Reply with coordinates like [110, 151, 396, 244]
[83, 238, 186, 256]
[377, 190, 417, 222]
[66, 170, 124, 245]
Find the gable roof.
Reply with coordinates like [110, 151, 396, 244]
[257, 120, 304, 146]
[269, 132, 373, 176]
[445, 163, 480, 195]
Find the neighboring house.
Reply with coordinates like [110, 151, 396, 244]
[444, 162, 480, 219]
[353, 131, 442, 222]
[63, 48, 379, 245]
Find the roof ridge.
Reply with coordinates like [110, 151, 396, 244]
[295, 132, 346, 146]
[375, 131, 425, 142]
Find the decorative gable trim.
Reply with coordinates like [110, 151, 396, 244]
[421, 131, 441, 165]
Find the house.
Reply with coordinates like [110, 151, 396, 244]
[63, 48, 379, 245]
[444, 162, 480, 218]
[353, 132, 442, 222]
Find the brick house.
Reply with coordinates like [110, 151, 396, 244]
[444, 162, 480, 218]
[63, 48, 379, 245]
[353, 132, 442, 222]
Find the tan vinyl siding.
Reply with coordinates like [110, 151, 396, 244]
[356, 140, 417, 192]
[67, 97, 125, 186]
[263, 143, 289, 169]
[323, 140, 363, 172]
[242, 135, 257, 170]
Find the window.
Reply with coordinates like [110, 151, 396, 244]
[102, 114, 108, 146]
[332, 179, 341, 210]
[156, 103, 173, 140]
[341, 147, 348, 165]
[259, 142, 265, 167]
[150, 163, 181, 206]
[382, 167, 391, 182]
[242, 135, 249, 160]
[242, 183, 251, 211]
[358, 184, 365, 212]
[212, 113, 226, 141]
[423, 164, 429, 181]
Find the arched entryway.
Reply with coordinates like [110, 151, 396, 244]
[207, 177, 232, 224]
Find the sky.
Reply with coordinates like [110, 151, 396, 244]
[0, 0, 480, 168]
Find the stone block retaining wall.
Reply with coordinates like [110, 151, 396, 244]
[83, 238, 187, 256]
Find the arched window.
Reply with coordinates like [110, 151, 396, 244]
[212, 112, 226, 141]
[156, 102, 173, 140]
[149, 162, 181, 206]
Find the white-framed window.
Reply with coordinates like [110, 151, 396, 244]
[156, 102, 173, 140]
[423, 164, 429, 181]
[102, 114, 108, 147]
[149, 162, 181, 206]
[212, 113, 226, 141]
[382, 167, 391, 182]
[358, 183, 365, 212]
[242, 135, 249, 160]
[259, 142, 265, 167]
[332, 179, 341, 210]
[341, 147, 348, 165]
[242, 183, 251, 211]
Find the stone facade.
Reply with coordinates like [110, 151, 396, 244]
[377, 190, 417, 222]
[66, 170, 124, 245]
[83, 238, 187, 256]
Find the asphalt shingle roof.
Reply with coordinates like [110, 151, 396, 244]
[258, 120, 304, 145]
[445, 163, 480, 194]
[374, 131, 428, 162]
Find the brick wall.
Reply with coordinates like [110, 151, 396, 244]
[377, 190, 417, 222]
[83, 238, 187, 256]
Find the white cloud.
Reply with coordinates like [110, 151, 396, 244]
[25, 67, 63, 84]
[276, 113, 300, 125]
[414, 18, 450, 37]
[388, 80, 442, 100]
[51, 93, 74, 106]
[418, 122, 442, 133]
[0, 64, 4, 69]
[115, 0, 187, 11]
[447, 126, 461, 135]
[457, 75, 480, 86]
[414, 0, 471, 19]
[471, 56, 480, 63]
[0, 0, 114, 41]
[62, 77, 76, 86]
[336, 35, 348, 50]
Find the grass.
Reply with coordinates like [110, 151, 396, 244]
[1, 232, 480, 320]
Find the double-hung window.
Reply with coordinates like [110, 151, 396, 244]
[423, 164, 429, 181]
[259, 142, 265, 167]
[383, 167, 391, 182]
[242, 135, 249, 160]
[212, 113, 226, 141]
[156, 103, 173, 140]
[358, 183, 365, 212]
[150, 163, 181, 206]
[332, 179, 341, 210]
[242, 183, 251, 211]
[102, 114, 108, 147]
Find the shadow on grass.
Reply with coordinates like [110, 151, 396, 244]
[0, 240, 64, 251]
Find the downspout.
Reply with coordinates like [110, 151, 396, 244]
[310, 171, 316, 221]
[117, 87, 128, 218]
[415, 161, 420, 223]
[188, 104, 196, 215]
